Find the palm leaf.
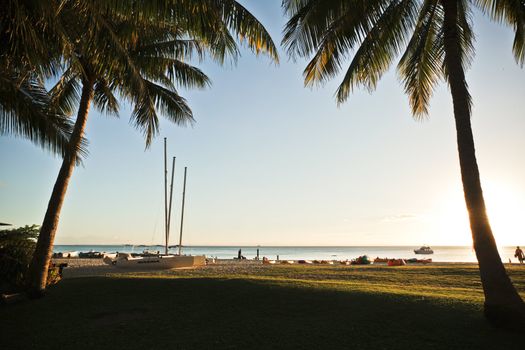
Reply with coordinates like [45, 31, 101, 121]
[49, 67, 81, 116]
[335, 0, 420, 103]
[0, 71, 87, 160]
[93, 79, 120, 116]
[473, 0, 525, 66]
[129, 80, 193, 147]
[398, 0, 444, 116]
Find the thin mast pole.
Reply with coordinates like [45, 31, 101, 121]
[178, 167, 187, 256]
[167, 156, 176, 250]
[164, 138, 168, 255]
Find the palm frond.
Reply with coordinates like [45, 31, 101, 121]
[129, 81, 193, 147]
[93, 79, 120, 116]
[473, 0, 525, 66]
[440, 0, 474, 115]
[133, 39, 205, 61]
[49, 67, 81, 116]
[130, 89, 159, 148]
[455, 0, 475, 71]
[283, 0, 419, 103]
[144, 81, 194, 127]
[0, 71, 87, 160]
[0, 0, 63, 78]
[132, 56, 212, 90]
[335, 0, 420, 103]
[398, 0, 444, 117]
[283, 0, 361, 60]
[216, 0, 279, 62]
[80, 4, 147, 95]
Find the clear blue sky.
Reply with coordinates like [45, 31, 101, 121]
[1, 0, 524, 246]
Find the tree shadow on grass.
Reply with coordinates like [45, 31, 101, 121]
[2, 277, 521, 349]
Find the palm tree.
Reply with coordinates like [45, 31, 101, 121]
[26, 0, 278, 294]
[282, 0, 524, 326]
[0, 0, 82, 158]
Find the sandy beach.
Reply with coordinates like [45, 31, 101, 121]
[53, 257, 523, 279]
[53, 257, 263, 278]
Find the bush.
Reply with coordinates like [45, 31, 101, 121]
[0, 225, 38, 293]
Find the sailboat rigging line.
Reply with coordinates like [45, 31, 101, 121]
[150, 197, 162, 246]
[167, 156, 176, 244]
[178, 167, 187, 256]
[164, 138, 168, 255]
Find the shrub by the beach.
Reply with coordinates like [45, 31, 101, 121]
[0, 225, 38, 293]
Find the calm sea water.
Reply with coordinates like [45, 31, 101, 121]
[53, 245, 521, 263]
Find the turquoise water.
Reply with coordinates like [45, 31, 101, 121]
[53, 245, 521, 263]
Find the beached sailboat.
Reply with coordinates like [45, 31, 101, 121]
[103, 138, 205, 269]
[103, 252, 205, 269]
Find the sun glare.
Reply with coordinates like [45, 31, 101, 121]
[437, 181, 525, 246]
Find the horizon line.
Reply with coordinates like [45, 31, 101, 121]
[53, 244, 483, 248]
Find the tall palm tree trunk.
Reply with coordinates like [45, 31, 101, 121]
[27, 79, 94, 295]
[441, 0, 524, 325]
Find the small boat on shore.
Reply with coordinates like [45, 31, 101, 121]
[54, 251, 80, 258]
[78, 251, 104, 259]
[414, 246, 434, 254]
[388, 259, 406, 266]
[103, 253, 205, 269]
[406, 258, 432, 264]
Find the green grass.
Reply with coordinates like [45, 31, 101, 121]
[2, 264, 524, 349]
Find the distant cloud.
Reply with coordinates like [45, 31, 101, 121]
[380, 214, 417, 223]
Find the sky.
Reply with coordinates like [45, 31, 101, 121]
[1, 1, 525, 247]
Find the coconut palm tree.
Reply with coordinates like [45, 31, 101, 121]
[282, 0, 524, 326]
[26, 0, 278, 294]
[0, 0, 81, 158]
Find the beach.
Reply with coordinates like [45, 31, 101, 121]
[53, 258, 263, 278]
[53, 256, 525, 280]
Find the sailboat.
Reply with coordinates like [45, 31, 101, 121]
[103, 138, 205, 269]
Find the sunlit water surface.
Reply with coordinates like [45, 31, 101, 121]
[53, 245, 521, 263]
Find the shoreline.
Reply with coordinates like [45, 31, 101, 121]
[53, 257, 524, 267]
[51, 246, 522, 264]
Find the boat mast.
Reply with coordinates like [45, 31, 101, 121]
[178, 167, 187, 256]
[167, 156, 176, 248]
[164, 138, 168, 255]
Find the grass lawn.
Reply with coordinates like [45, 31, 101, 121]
[1, 263, 524, 349]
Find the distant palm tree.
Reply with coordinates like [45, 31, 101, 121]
[26, 0, 278, 294]
[282, 0, 524, 326]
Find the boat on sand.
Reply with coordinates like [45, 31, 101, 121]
[103, 253, 205, 269]
[103, 138, 204, 270]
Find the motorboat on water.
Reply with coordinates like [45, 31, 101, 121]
[414, 246, 434, 254]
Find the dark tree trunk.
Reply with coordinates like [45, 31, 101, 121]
[441, 0, 524, 327]
[26, 79, 95, 295]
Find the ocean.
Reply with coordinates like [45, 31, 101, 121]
[53, 245, 521, 263]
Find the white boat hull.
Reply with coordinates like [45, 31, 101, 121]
[104, 255, 206, 269]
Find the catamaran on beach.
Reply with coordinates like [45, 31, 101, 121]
[102, 138, 205, 270]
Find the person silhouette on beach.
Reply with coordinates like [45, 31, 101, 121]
[238, 249, 242, 259]
[515, 246, 524, 264]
